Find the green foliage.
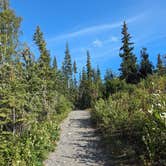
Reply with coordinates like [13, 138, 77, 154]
[0, 1, 21, 62]
[77, 52, 103, 109]
[92, 76, 166, 165]
[103, 77, 135, 99]
[55, 95, 73, 114]
[139, 48, 153, 78]
[0, 2, 72, 165]
[157, 54, 166, 76]
[119, 21, 138, 84]
[73, 60, 77, 87]
[0, 114, 67, 166]
[62, 42, 72, 88]
[52, 56, 57, 70]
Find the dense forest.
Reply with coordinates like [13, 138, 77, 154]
[0, 0, 166, 165]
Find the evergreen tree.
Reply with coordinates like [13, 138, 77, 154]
[33, 26, 52, 119]
[104, 69, 114, 81]
[96, 66, 101, 81]
[73, 60, 77, 87]
[0, 0, 9, 10]
[139, 48, 153, 78]
[157, 54, 166, 75]
[51, 55, 59, 93]
[119, 21, 138, 84]
[78, 52, 96, 108]
[33, 26, 50, 70]
[0, 0, 25, 135]
[157, 54, 163, 75]
[62, 42, 72, 88]
[73, 60, 77, 75]
[78, 67, 88, 108]
[52, 56, 57, 70]
[86, 50, 92, 82]
[92, 66, 102, 100]
[0, 0, 21, 63]
[103, 69, 115, 98]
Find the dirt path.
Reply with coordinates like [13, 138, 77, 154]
[44, 110, 109, 166]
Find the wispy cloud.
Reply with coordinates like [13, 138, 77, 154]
[110, 36, 119, 42]
[92, 39, 103, 47]
[91, 36, 119, 48]
[48, 14, 145, 42]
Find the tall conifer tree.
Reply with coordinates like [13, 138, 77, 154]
[86, 50, 92, 82]
[139, 48, 153, 78]
[53, 56, 57, 70]
[0, 0, 21, 63]
[33, 26, 52, 118]
[62, 42, 72, 88]
[119, 21, 138, 83]
[157, 54, 166, 75]
[73, 60, 77, 87]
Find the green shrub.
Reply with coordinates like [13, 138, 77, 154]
[55, 95, 73, 114]
[0, 96, 72, 166]
[92, 76, 166, 165]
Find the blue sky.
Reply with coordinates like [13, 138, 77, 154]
[11, 0, 166, 75]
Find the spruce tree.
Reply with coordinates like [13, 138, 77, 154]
[92, 66, 102, 100]
[139, 48, 153, 78]
[157, 54, 163, 75]
[0, 0, 9, 10]
[78, 51, 94, 108]
[96, 66, 101, 81]
[53, 56, 57, 70]
[78, 67, 88, 108]
[86, 50, 92, 82]
[33, 26, 50, 71]
[104, 69, 114, 81]
[157, 54, 166, 75]
[73, 60, 77, 87]
[0, 0, 21, 63]
[119, 21, 138, 84]
[33, 26, 52, 119]
[0, 0, 26, 135]
[103, 69, 115, 98]
[62, 42, 72, 88]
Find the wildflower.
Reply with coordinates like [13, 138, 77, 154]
[153, 93, 160, 97]
[160, 112, 166, 120]
[148, 109, 153, 114]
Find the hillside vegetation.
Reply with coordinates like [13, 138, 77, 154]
[92, 76, 166, 165]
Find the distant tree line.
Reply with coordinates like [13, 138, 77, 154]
[76, 21, 166, 108]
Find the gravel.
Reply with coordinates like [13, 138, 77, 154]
[44, 110, 109, 166]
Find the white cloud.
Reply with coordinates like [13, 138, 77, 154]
[48, 14, 145, 42]
[92, 36, 118, 48]
[110, 36, 119, 42]
[92, 39, 103, 47]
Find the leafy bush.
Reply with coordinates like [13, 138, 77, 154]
[0, 110, 71, 166]
[55, 95, 73, 114]
[0, 92, 72, 166]
[92, 75, 166, 165]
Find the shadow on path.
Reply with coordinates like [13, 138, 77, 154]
[44, 110, 139, 166]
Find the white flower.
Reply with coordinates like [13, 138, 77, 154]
[148, 109, 153, 114]
[160, 112, 166, 119]
[153, 93, 160, 97]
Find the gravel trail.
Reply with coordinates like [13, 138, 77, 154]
[44, 110, 109, 166]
